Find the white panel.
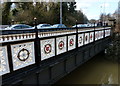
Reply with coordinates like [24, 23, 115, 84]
[101, 30, 104, 39]
[40, 38, 55, 61]
[56, 36, 67, 55]
[100, 30, 104, 39]
[90, 32, 94, 43]
[0, 46, 10, 76]
[108, 30, 110, 36]
[108, 29, 111, 36]
[84, 33, 89, 45]
[107, 30, 109, 36]
[78, 33, 84, 47]
[105, 30, 110, 37]
[105, 30, 108, 37]
[95, 31, 98, 41]
[98, 31, 101, 40]
[68, 35, 76, 51]
[101, 29, 110, 38]
[11, 42, 35, 71]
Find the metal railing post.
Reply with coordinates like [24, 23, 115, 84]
[94, 22, 95, 42]
[34, 17, 41, 65]
[103, 23, 106, 38]
[34, 18, 38, 39]
[76, 20, 78, 49]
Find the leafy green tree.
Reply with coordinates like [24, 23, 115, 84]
[0, 3, 2, 25]
[2, 2, 12, 24]
[68, 2, 76, 14]
[12, 8, 18, 16]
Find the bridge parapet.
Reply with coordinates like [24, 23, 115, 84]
[0, 26, 111, 85]
[0, 27, 111, 43]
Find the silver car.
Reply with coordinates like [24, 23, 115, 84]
[5, 24, 33, 30]
[51, 24, 67, 28]
[37, 24, 51, 29]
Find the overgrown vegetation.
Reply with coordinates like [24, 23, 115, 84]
[105, 32, 120, 62]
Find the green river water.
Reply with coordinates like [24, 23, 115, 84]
[55, 54, 119, 85]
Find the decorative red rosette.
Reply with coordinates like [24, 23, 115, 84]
[44, 44, 52, 54]
[70, 39, 74, 46]
[58, 41, 64, 50]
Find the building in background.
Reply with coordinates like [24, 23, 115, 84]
[115, 1, 120, 32]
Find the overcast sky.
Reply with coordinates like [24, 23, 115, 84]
[76, 0, 120, 20]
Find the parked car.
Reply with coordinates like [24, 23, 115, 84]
[5, 24, 33, 30]
[51, 24, 67, 28]
[0, 25, 9, 30]
[90, 24, 97, 27]
[72, 24, 90, 28]
[37, 24, 51, 29]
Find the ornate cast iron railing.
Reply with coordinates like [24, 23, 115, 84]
[0, 26, 111, 76]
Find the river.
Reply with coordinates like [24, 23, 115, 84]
[54, 54, 119, 85]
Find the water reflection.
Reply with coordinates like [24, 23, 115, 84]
[55, 54, 118, 85]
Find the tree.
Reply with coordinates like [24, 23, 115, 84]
[99, 13, 104, 22]
[2, 2, 12, 24]
[68, 2, 76, 14]
[0, 3, 2, 25]
[89, 19, 96, 24]
[2, 2, 88, 26]
[114, 10, 120, 32]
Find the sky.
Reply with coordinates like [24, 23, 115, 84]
[76, 0, 120, 20]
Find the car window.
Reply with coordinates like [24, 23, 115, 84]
[43, 25, 47, 27]
[53, 25, 58, 28]
[58, 25, 61, 28]
[37, 25, 42, 27]
[45, 25, 51, 27]
[14, 26, 22, 29]
[41, 25, 49, 27]
[41, 25, 45, 27]
[62, 25, 66, 28]
[22, 25, 31, 29]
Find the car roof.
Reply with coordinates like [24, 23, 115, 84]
[9, 24, 31, 27]
[37, 24, 51, 26]
[38, 24, 50, 25]
[53, 24, 64, 25]
[6, 24, 32, 29]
